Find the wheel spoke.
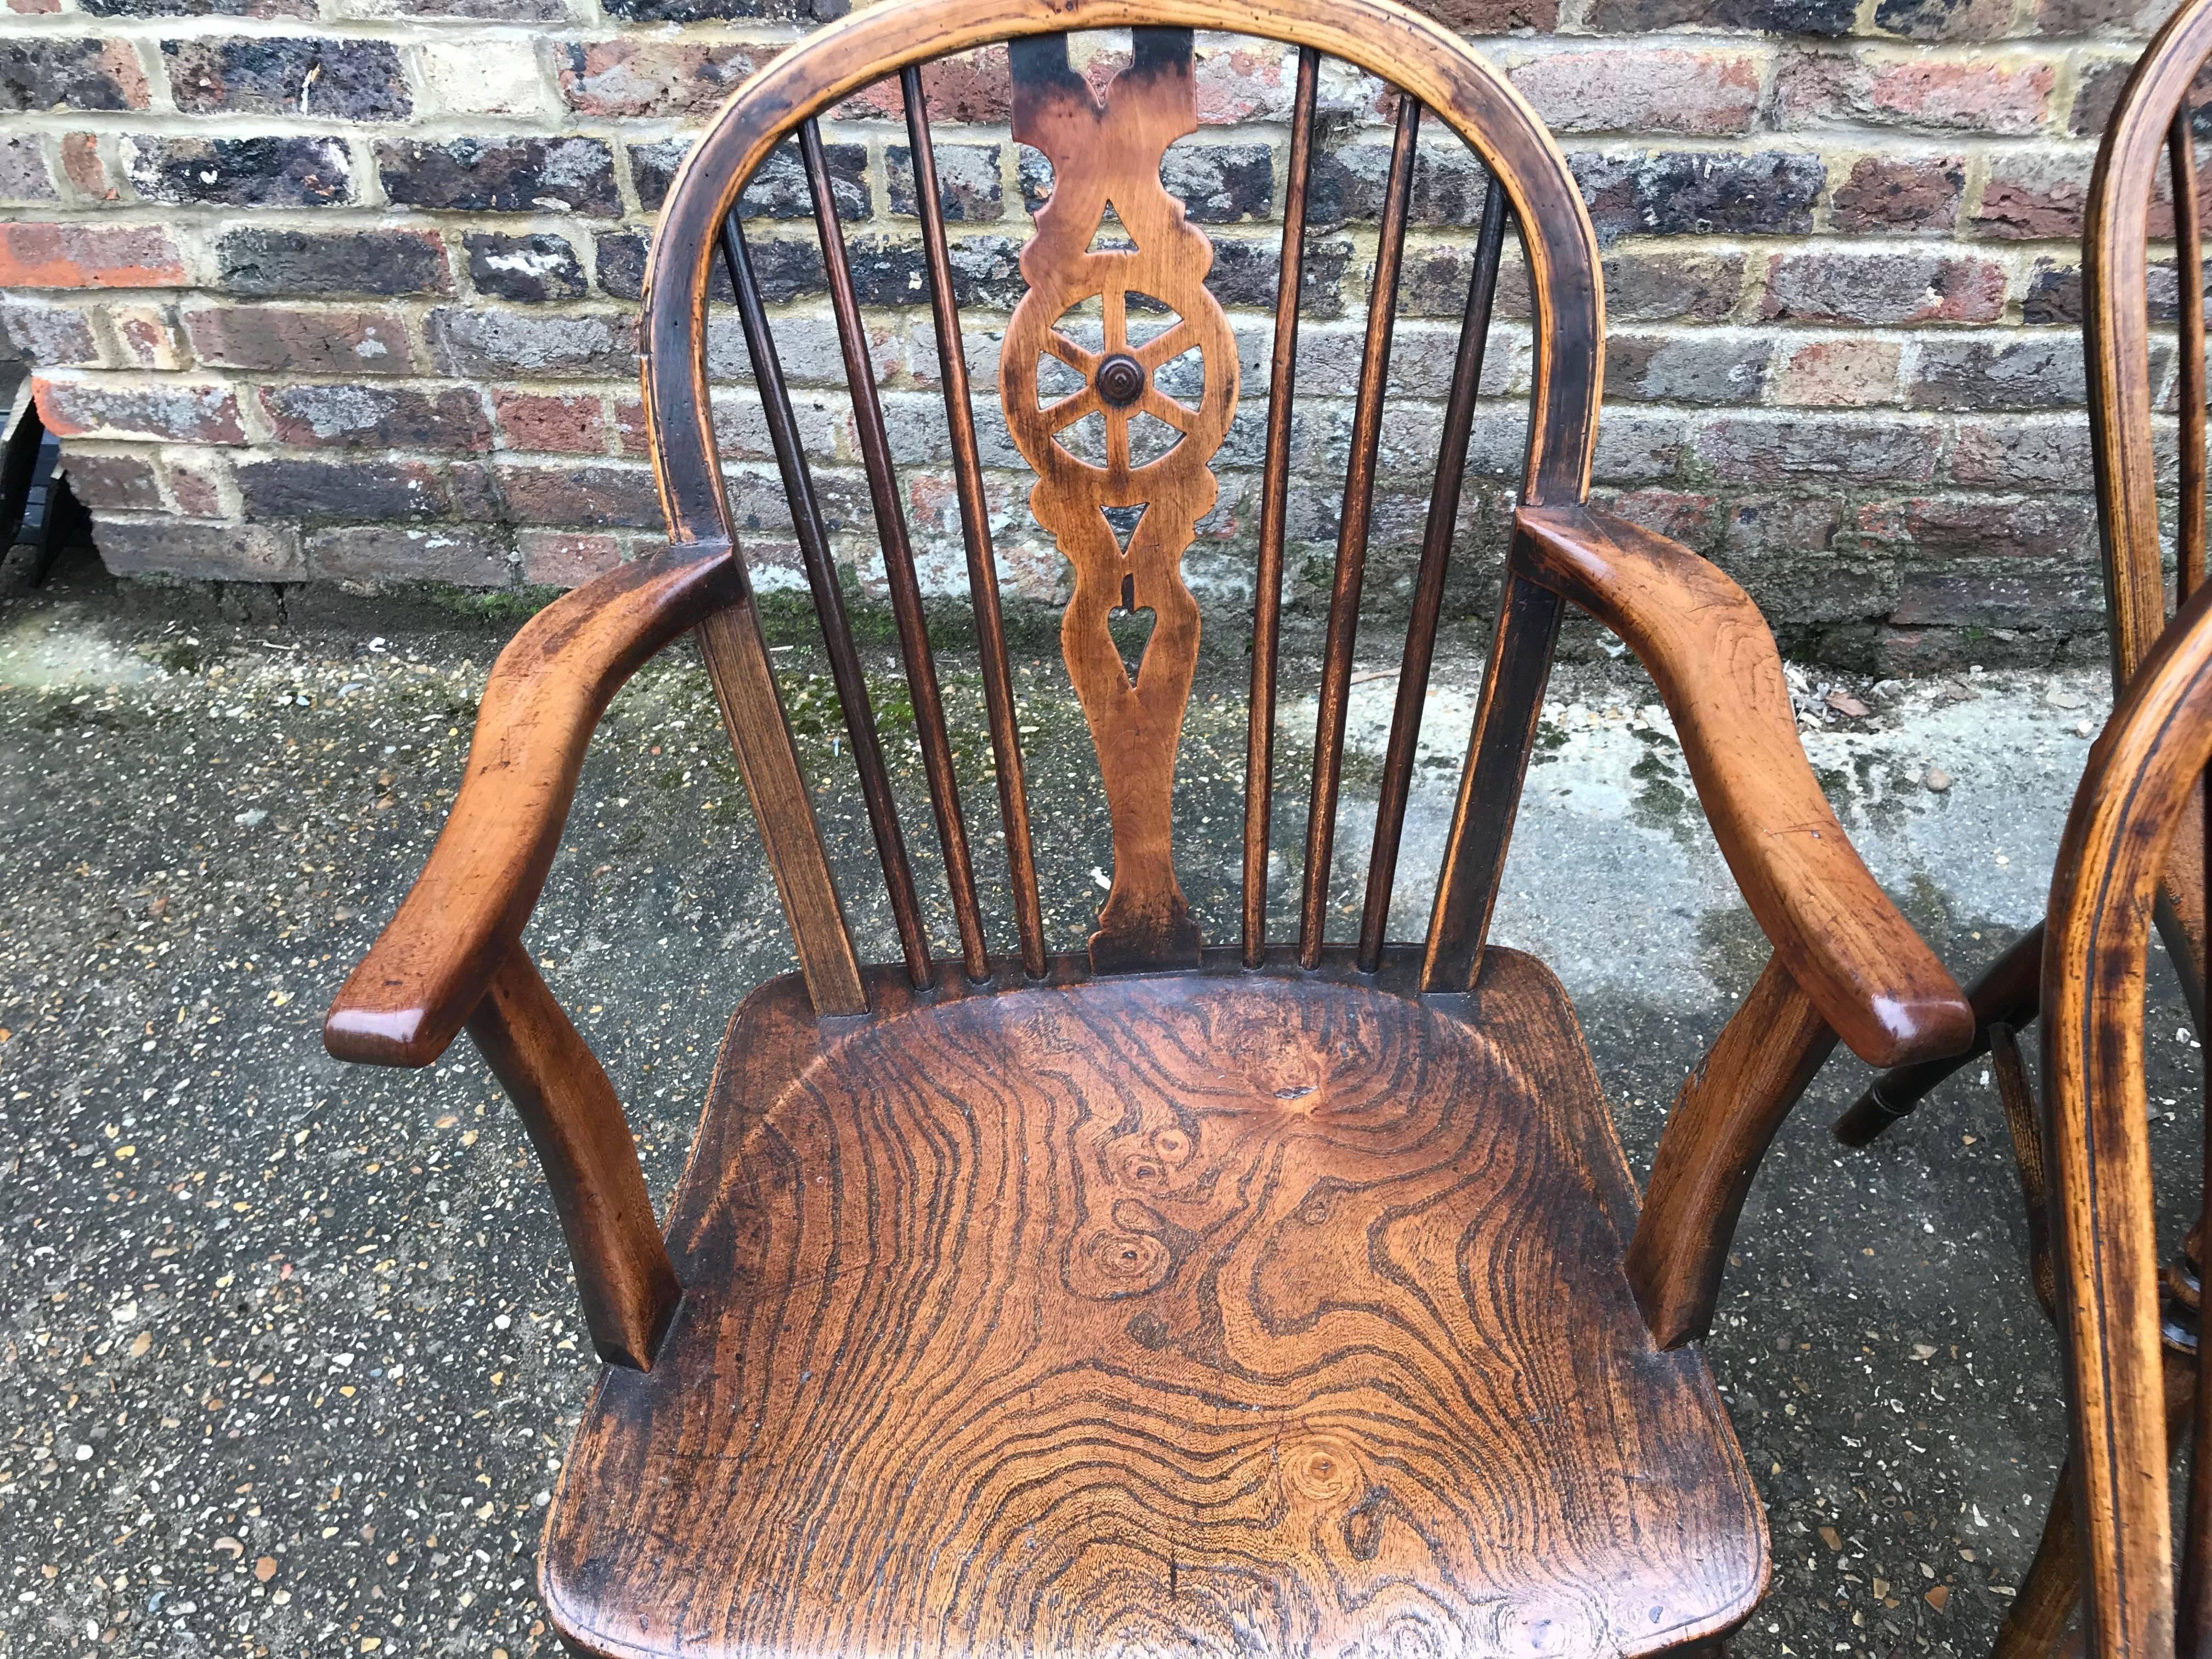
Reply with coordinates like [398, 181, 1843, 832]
[1138, 387, 1197, 433]
[1133, 318, 1198, 369]
[1042, 386, 1102, 432]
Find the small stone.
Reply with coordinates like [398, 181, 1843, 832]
[1824, 689, 1870, 718]
[2045, 686, 2086, 709]
[253, 1557, 276, 1583]
[1925, 1584, 1950, 1611]
[234, 809, 268, 827]
[1923, 768, 1953, 793]
[2075, 720, 2095, 738]
[1819, 1525, 1842, 1550]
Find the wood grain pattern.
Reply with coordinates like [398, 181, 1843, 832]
[325, 544, 746, 1066]
[1989, 1020, 2057, 1320]
[542, 949, 1766, 1658]
[1002, 30, 1234, 971]
[1300, 93, 1419, 970]
[466, 948, 681, 1369]
[1515, 503, 1972, 1068]
[1626, 953, 1837, 1350]
[2174, 106, 2206, 603]
[1241, 43, 1317, 969]
[2042, 573, 2212, 1658]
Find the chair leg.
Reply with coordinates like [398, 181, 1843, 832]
[1835, 922, 2045, 1148]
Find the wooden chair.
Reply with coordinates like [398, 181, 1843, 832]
[1827, 3, 2212, 1649]
[1836, 0, 2212, 1150]
[321, 1, 1974, 1650]
[2017, 566, 2212, 1659]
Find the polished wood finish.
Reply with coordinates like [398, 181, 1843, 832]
[720, 209, 932, 987]
[1990, 1020, 2057, 1319]
[1833, 922, 2045, 1148]
[1360, 180, 1509, 974]
[325, 544, 747, 1067]
[1423, 563, 1563, 992]
[906, 64, 1048, 978]
[1240, 43, 1317, 969]
[2042, 575, 2212, 1657]
[466, 948, 681, 1369]
[318, 3, 1989, 1645]
[1626, 953, 1838, 1349]
[543, 950, 1767, 1658]
[805, 117, 990, 983]
[1003, 30, 1233, 970]
[1515, 504, 1972, 1069]
[697, 601, 867, 1014]
[1300, 94, 1419, 970]
[2175, 106, 2206, 603]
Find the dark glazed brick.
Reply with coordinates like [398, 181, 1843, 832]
[603, 0, 831, 19]
[627, 140, 687, 214]
[185, 304, 414, 374]
[1402, 0, 1556, 25]
[490, 462, 664, 527]
[1160, 140, 1272, 224]
[557, 40, 774, 119]
[1762, 250, 2006, 325]
[1907, 336, 2089, 411]
[1203, 237, 1349, 318]
[1308, 144, 1491, 229]
[0, 298, 99, 365]
[1697, 415, 1940, 484]
[595, 230, 738, 304]
[1573, 151, 1823, 241]
[62, 454, 161, 511]
[2069, 57, 2132, 139]
[465, 233, 585, 303]
[259, 383, 490, 450]
[163, 38, 408, 121]
[887, 142, 1002, 222]
[830, 235, 1025, 308]
[742, 139, 869, 221]
[1827, 155, 1964, 232]
[81, 0, 314, 14]
[0, 40, 147, 111]
[1603, 249, 1745, 323]
[307, 525, 511, 586]
[1588, 0, 1853, 31]
[126, 135, 350, 207]
[377, 138, 619, 217]
[237, 457, 447, 521]
[1871, 0, 2011, 39]
[218, 228, 450, 297]
[98, 519, 303, 582]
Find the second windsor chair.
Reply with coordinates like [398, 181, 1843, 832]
[323, 0, 1974, 1651]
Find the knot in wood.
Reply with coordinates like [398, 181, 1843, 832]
[1094, 353, 1147, 408]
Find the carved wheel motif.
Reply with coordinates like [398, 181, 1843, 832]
[1001, 29, 1239, 972]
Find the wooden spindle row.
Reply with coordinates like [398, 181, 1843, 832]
[721, 57, 1520, 990]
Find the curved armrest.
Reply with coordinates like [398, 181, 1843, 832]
[325, 543, 746, 1068]
[1516, 503, 1972, 1069]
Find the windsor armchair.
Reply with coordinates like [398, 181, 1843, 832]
[323, 0, 1973, 1651]
[2008, 567, 2212, 1659]
[1836, 0, 2212, 1151]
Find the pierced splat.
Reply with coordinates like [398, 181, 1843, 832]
[1002, 29, 1237, 973]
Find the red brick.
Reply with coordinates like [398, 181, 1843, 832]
[1402, 0, 1558, 27]
[1858, 494, 2098, 560]
[1772, 51, 2053, 136]
[164, 457, 224, 517]
[8, 0, 63, 14]
[520, 529, 626, 586]
[557, 39, 772, 118]
[1192, 42, 1294, 125]
[261, 383, 490, 450]
[60, 132, 106, 199]
[1826, 154, 1963, 232]
[1509, 49, 1760, 137]
[0, 223, 186, 289]
[61, 452, 160, 510]
[613, 398, 648, 455]
[35, 375, 245, 444]
[183, 304, 415, 374]
[490, 462, 662, 528]
[835, 47, 1010, 125]
[307, 525, 510, 585]
[1971, 151, 2091, 240]
[109, 303, 189, 370]
[98, 518, 302, 582]
[492, 390, 607, 454]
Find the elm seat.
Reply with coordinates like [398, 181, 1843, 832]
[322, 0, 1973, 1651]
[544, 951, 1765, 1659]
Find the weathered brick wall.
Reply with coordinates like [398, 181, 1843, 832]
[0, 0, 2182, 668]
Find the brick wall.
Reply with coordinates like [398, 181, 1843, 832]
[0, 0, 2186, 669]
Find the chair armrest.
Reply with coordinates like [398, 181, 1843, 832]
[325, 543, 746, 1068]
[1515, 503, 1972, 1070]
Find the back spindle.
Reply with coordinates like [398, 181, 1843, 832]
[905, 66, 1048, 979]
[2177, 103, 2208, 602]
[1242, 43, 1319, 969]
[800, 117, 992, 983]
[718, 206, 933, 986]
[1300, 91, 1422, 969]
[1358, 176, 1510, 974]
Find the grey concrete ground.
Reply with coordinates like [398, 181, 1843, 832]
[0, 548, 2199, 1659]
